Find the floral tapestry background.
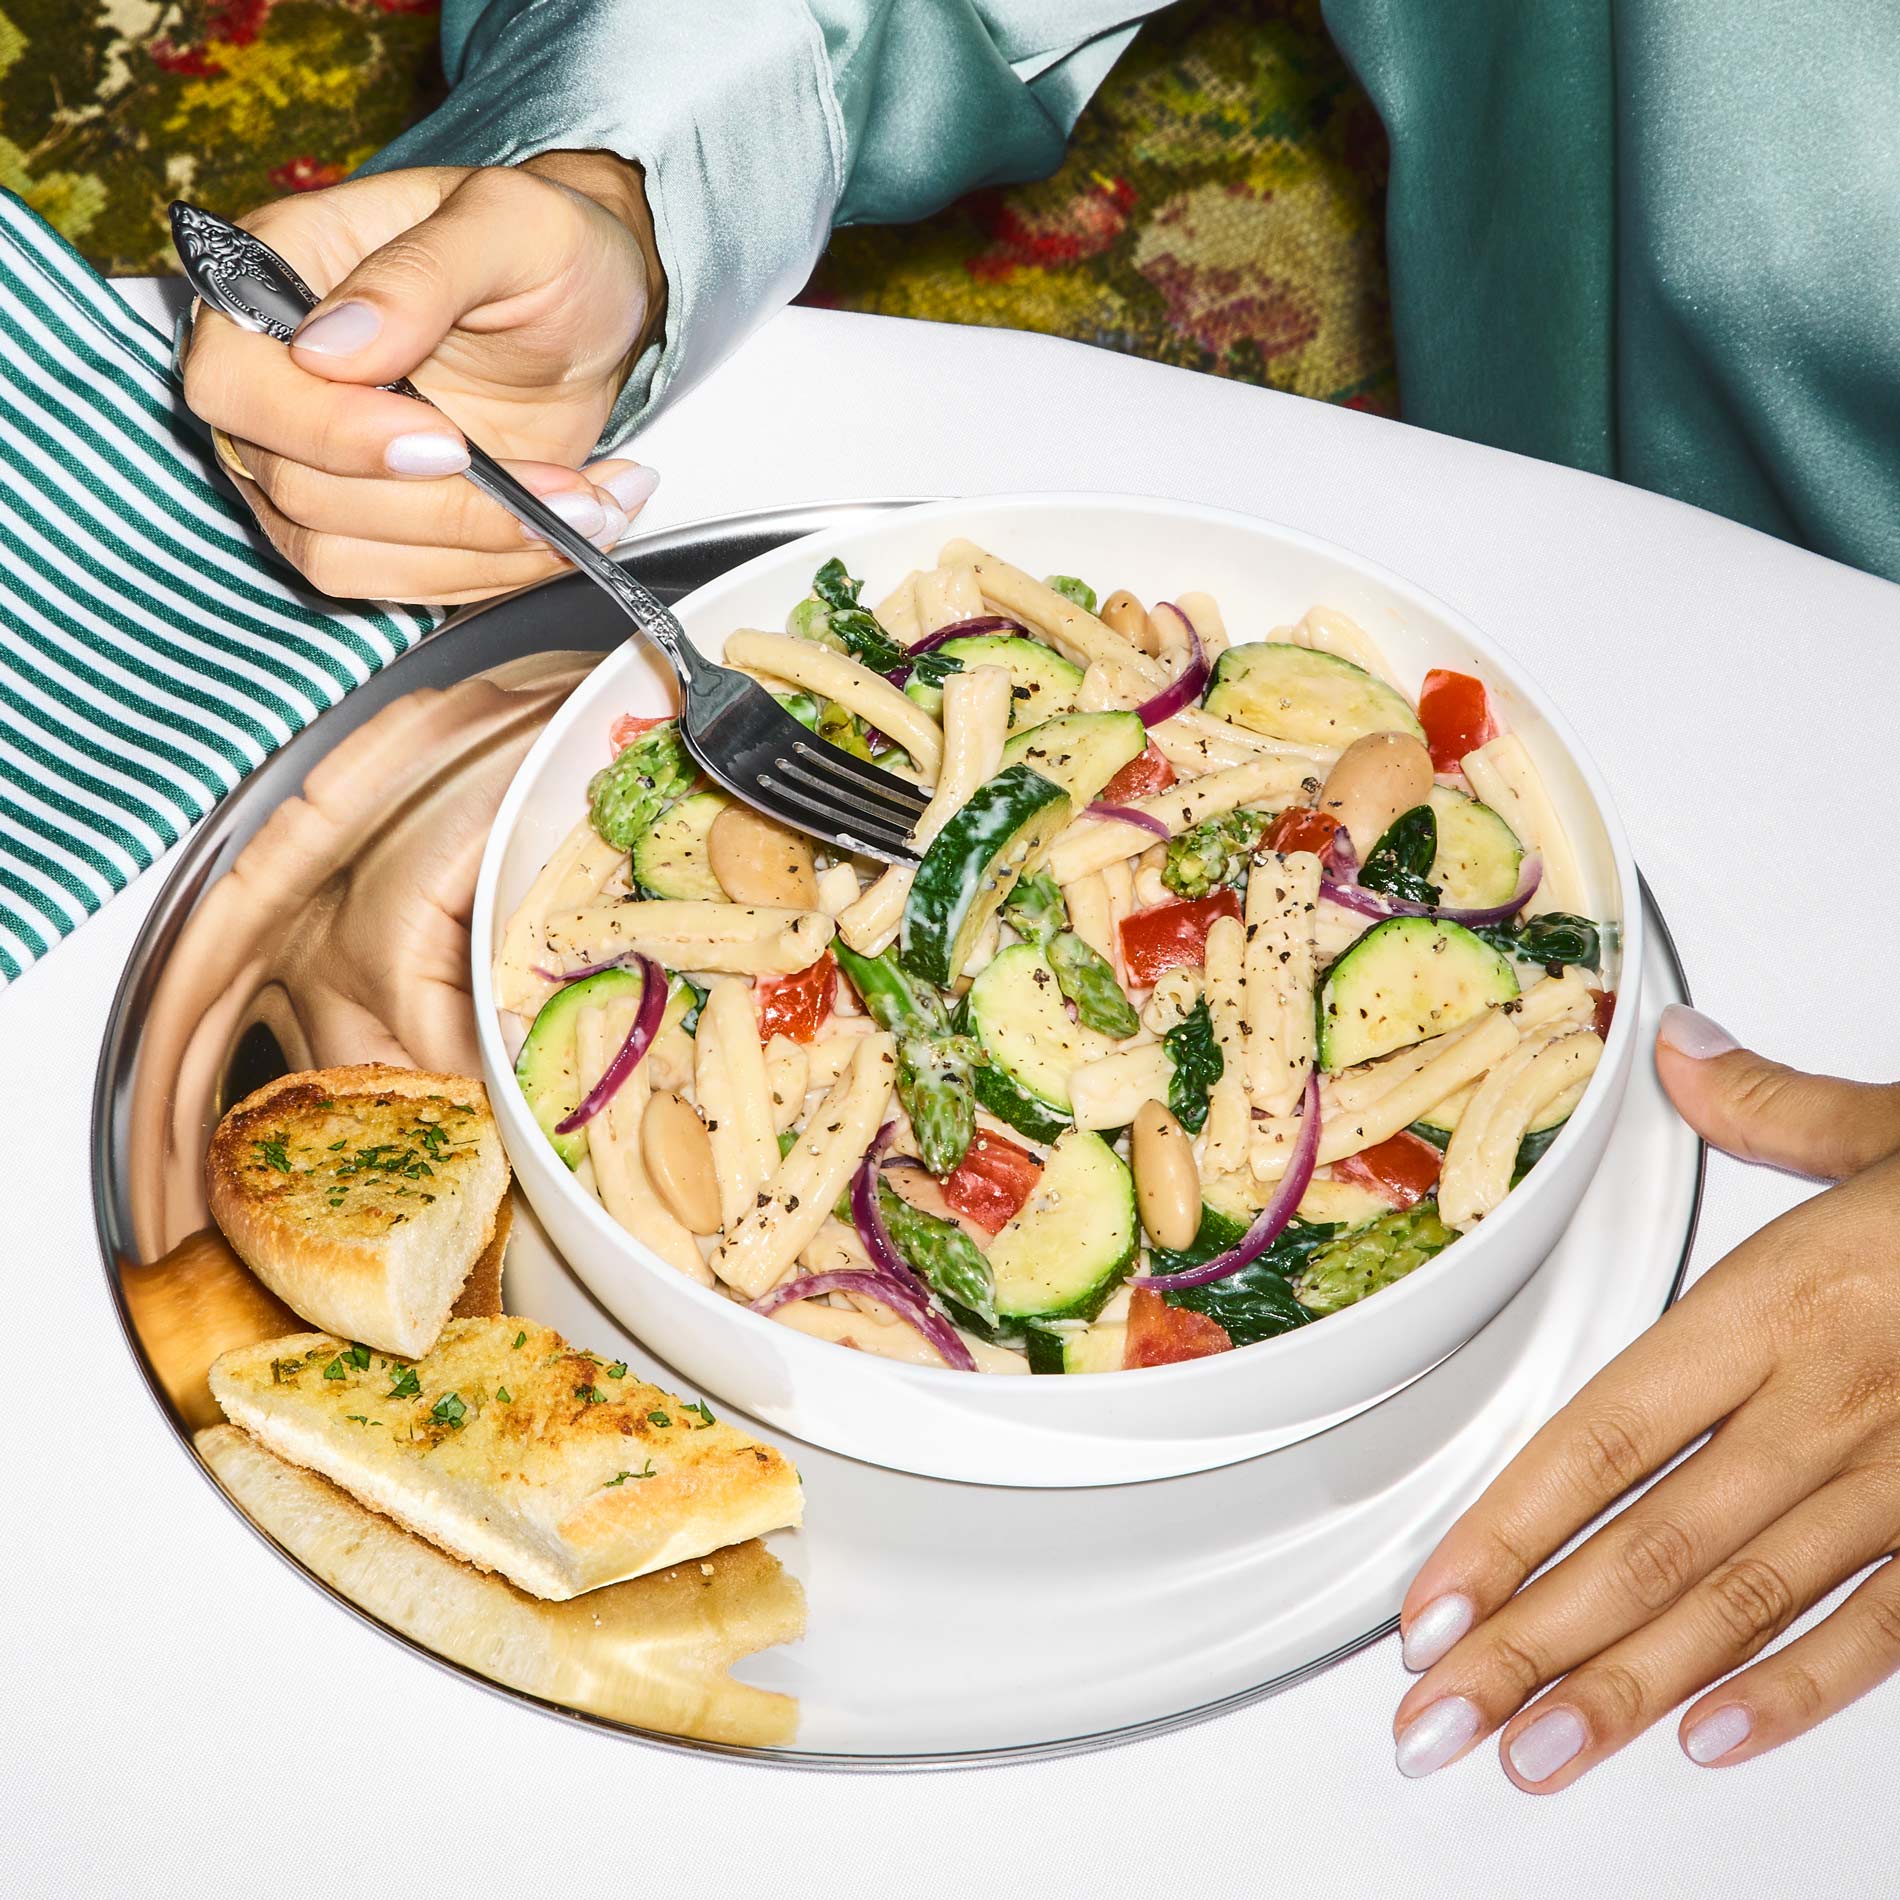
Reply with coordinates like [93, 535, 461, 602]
[0, 0, 1393, 411]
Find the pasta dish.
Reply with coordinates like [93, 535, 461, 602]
[493, 539, 1615, 1374]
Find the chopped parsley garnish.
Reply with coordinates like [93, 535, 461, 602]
[345, 1415, 382, 1428]
[430, 1392, 468, 1429]
[331, 1140, 435, 1182]
[603, 1460, 656, 1487]
[647, 1409, 671, 1428]
[605, 1361, 628, 1380]
[253, 1132, 292, 1174]
[386, 1366, 422, 1401]
[512, 1331, 526, 1350]
[682, 1400, 716, 1429]
[495, 1386, 512, 1403]
[574, 1384, 606, 1405]
[321, 1356, 347, 1380]
[345, 1343, 372, 1370]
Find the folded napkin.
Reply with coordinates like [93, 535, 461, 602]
[0, 191, 440, 987]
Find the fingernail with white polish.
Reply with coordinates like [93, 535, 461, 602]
[293, 300, 382, 357]
[1395, 1696, 1482, 1779]
[385, 432, 470, 477]
[1509, 1707, 1587, 1783]
[592, 464, 659, 514]
[519, 489, 607, 545]
[1684, 1705, 1751, 1765]
[593, 499, 630, 550]
[1402, 1593, 1475, 1672]
[1658, 1003, 1739, 1061]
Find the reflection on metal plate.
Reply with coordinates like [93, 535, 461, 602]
[93, 501, 1702, 1769]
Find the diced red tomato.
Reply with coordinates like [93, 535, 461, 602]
[939, 1130, 1043, 1235]
[1589, 987, 1616, 1040]
[1125, 1287, 1233, 1367]
[754, 951, 836, 1044]
[1098, 741, 1176, 805]
[1118, 889, 1243, 987]
[1333, 1132, 1444, 1210]
[1264, 806, 1342, 862]
[609, 712, 672, 755]
[1417, 669, 1498, 774]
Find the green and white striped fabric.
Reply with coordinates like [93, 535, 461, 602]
[0, 191, 440, 986]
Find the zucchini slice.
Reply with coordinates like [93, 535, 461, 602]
[1205, 642, 1424, 748]
[516, 968, 696, 1167]
[1426, 785, 1522, 908]
[904, 634, 1083, 726]
[1024, 1320, 1128, 1374]
[899, 765, 1073, 987]
[514, 966, 647, 1167]
[989, 1130, 1139, 1326]
[632, 790, 730, 900]
[965, 942, 1119, 1118]
[1316, 916, 1518, 1071]
[1000, 709, 1146, 810]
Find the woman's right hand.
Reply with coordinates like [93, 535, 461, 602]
[182, 153, 666, 604]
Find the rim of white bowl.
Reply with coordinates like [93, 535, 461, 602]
[471, 490, 1644, 1394]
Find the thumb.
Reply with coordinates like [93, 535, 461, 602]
[1656, 1004, 1900, 1180]
[287, 170, 639, 388]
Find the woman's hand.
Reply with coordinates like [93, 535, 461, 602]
[1392, 1003, 1900, 1789]
[182, 153, 666, 604]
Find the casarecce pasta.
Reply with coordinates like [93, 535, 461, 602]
[495, 542, 1618, 1375]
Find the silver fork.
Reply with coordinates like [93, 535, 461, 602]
[169, 201, 928, 864]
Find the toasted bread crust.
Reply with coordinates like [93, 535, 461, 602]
[210, 1319, 803, 1600]
[206, 1066, 508, 1357]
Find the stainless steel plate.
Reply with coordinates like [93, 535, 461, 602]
[93, 500, 1702, 1768]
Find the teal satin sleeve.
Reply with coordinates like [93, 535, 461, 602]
[364, 1, 1160, 444]
[1323, 0, 1900, 582]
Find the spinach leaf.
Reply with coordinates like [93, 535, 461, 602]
[1163, 996, 1222, 1134]
[1409, 1115, 1567, 1183]
[1152, 1206, 1336, 1347]
[810, 558, 908, 674]
[1472, 911, 1603, 971]
[1358, 804, 1441, 907]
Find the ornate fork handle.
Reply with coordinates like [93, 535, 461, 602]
[167, 202, 709, 688]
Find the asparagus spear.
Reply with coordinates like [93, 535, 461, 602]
[834, 943, 976, 1173]
[1047, 931, 1139, 1038]
[998, 870, 1139, 1038]
[586, 722, 697, 850]
[1292, 1203, 1455, 1315]
[877, 1180, 997, 1330]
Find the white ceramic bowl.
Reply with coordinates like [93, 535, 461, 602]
[472, 493, 1641, 1487]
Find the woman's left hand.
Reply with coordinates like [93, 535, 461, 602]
[1391, 1003, 1900, 1790]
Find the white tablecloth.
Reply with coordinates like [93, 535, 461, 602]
[10, 281, 1898, 1899]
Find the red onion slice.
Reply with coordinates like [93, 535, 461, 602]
[1132, 606, 1208, 727]
[1084, 801, 1171, 840]
[1320, 854, 1543, 927]
[553, 954, 667, 1133]
[886, 616, 1029, 689]
[841, 1125, 980, 1369]
[848, 1127, 936, 1312]
[750, 1268, 979, 1371]
[1136, 1073, 1321, 1291]
[908, 615, 1026, 652]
